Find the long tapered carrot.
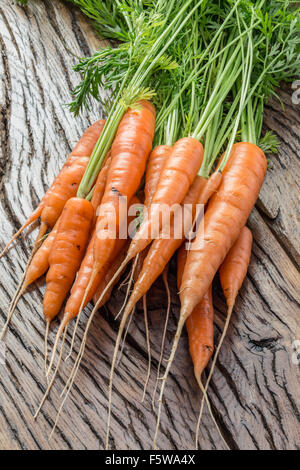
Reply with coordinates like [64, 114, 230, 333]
[0, 120, 105, 258]
[153, 142, 266, 448]
[42, 197, 93, 376]
[104, 171, 221, 447]
[115, 145, 171, 366]
[107, 172, 220, 343]
[46, 196, 140, 377]
[196, 226, 253, 436]
[177, 245, 228, 449]
[93, 101, 156, 274]
[97, 147, 210, 334]
[74, 101, 155, 346]
[144, 145, 172, 208]
[36, 199, 140, 420]
[62, 198, 140, 331]
[43, 197, 94, 327]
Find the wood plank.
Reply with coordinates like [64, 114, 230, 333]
[0, 0, 299, 450]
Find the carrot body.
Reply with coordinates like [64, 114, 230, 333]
[94, 101, 156, 272]
[70, 120, 106, 157]
[177, 246, 213, 382]
[61, 196, 140, 327]
[23, 222, 59, 289]
[0, 120, 105, 257]
[127, 137, 203, 260]
[153, 143, 266, 448]
[144, 145, 172, 208]
[40, 120, 105, 232]
[93, 244, 129, 308]
[123, 172, 221, 313]
[180, 142, 266, 321]
[219, 226, 253, 309]
[91, 153, 112, 220]
[43, 197, 94, 322]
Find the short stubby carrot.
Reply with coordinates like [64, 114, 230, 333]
[0, 120, 105, 257]
[43, 197, 94, 325]
[93, 101, 155, 275]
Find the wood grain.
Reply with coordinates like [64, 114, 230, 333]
[0, 0, 299, 450]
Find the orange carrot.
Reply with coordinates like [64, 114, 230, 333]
[196, 226, 252, 447]
[177, 245, 214, 387]
[154, 142, 266, 448]
[219, 226, 253, 311]
[144, 145, 172, 208]
[91, 153, 112, 221]
[126, 137, 203, 261]
[0, 120, 105, 257]
[179, 144, 264, 317]
[62, 196, 140, 329]
[75, 101, 155, 330]
[93, 101, 155, 274]
[43, 197, 94, 326]
[103, 172, 221, 447]
[46, 196, 140, 376]
[109, 173, 220, 334]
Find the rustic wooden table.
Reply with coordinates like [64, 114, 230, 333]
[0, 0, 299, 451]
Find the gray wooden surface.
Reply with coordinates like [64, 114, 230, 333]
[0, 0, 299, 450]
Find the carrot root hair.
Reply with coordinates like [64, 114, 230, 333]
[195, 375, 230, 450]
[0, 243, 40, 340]
[152, 267, 171, 411]
[33, 326, 68, 420]
[106, 306, 134, 449]
[0, 206, 43, 259]
[65, 312, 81, 362]
[115, 255, 138, 321]
[46, 319, 67, 377]
[197, 306, 233, 440]
[117, 307, 135, 366]
[44, 321, 50, 377]
[153, 316, 185, 449]
[142, 294, 151, 402]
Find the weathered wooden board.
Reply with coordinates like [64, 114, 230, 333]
[0, 0, 299, 451]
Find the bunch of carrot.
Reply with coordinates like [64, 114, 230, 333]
[3, 0, 299, 450]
